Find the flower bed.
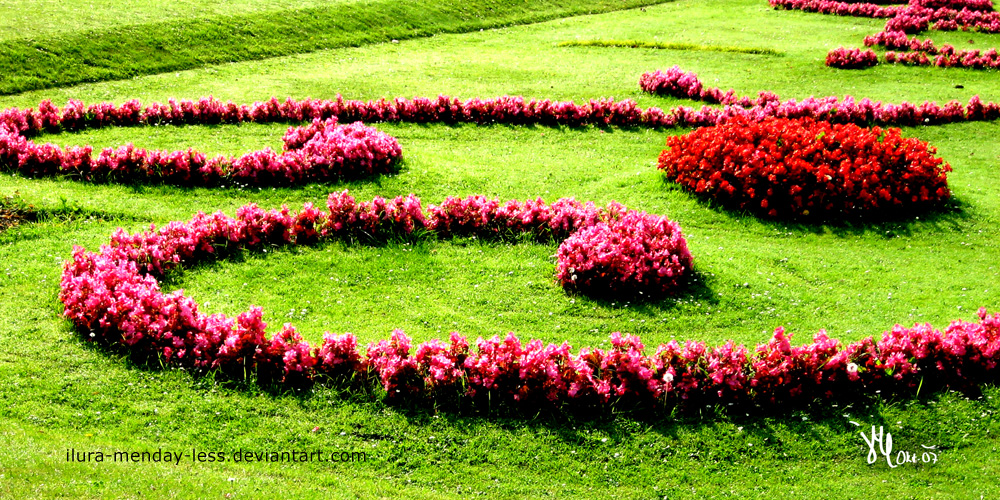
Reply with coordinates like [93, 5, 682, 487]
[3, 73, 1000, 189]
[773, 0, 1000, 71]
[59, 197, 1000, 409]
[656, 116, 952, 218]
[639, 65, 1000, 126]
[0, 110, 401, 187]
[60, 194, 691, 370]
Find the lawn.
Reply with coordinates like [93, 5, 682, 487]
[0, 0, 998, 498]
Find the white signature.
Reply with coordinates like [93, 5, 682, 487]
[860, 425, 938, 467]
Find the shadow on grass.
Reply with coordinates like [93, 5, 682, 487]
[0, 190, 148, 244]
[661, 175, 975, 238]
[566, 268, 720, 312]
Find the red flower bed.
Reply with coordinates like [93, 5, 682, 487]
[656, 116, 952, 218]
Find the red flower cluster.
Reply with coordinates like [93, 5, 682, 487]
[0, 113, 401, 187]
[58, 198, 1000, 409]
[555, 211, 692, 297]
[825, 47, 880, 68]
[656, 116, 952, 219]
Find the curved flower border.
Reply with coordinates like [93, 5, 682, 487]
[772, 0, 1000, 70]
[639, 65, 1000, 125]
[59, 196, 1000, 410]
[3, 64, 1000, 189]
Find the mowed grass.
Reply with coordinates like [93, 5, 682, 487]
[1, 0, 999, 498]
[0, 0, 355, 40]
[0, 0, 674, 95]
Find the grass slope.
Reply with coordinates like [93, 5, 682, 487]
[1, 0, 999, 498]
[0, 0, 673, 95]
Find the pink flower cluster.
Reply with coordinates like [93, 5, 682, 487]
[886, 47, 1000, 67]
[425, 195, 608, 241]
[911, 0, 995, 11]
[639, 66, 1000, 126]
[872, 35, 1000, 68]
[555, 211, 693, 297]
[769, 0, 903, 18]
[0, 113, 401, 187]
[825, 47, 880, 68]
[58, 198, 1000, 408]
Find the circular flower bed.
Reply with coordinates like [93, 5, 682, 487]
[58, 195, 1000, 410]
[657, 116, 952, 219]
[555, 211, 692, 298]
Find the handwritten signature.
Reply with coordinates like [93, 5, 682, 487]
[860, 425, 938, 467]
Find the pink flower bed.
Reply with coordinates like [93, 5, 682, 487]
[773, 0, 1000, 71]
[0, 109, 401, 186]
[59, 197, 1000, 408]
[639, 65, 1000, 126]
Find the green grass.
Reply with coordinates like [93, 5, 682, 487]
[0, 0, 674, 95]
[1, 0, 1000, 498]
[557, 38, 784, 55]
[0, 0, 361, 41]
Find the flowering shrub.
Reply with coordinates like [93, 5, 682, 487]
[555, 211, 692, 297]
[57, 198, 1000, 410]
[657, 116, 952, 219]
[826, 47, 879, 68]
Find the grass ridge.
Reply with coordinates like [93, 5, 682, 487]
[0, 0, 674, 96]
[558, 38, 784, 55]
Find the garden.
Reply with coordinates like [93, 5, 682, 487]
[0, 0, 998, 497]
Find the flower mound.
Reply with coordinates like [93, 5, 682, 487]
[555, 211, 692, 297]
[826, 47, 879, 68]
[657, 116, 952, 219]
